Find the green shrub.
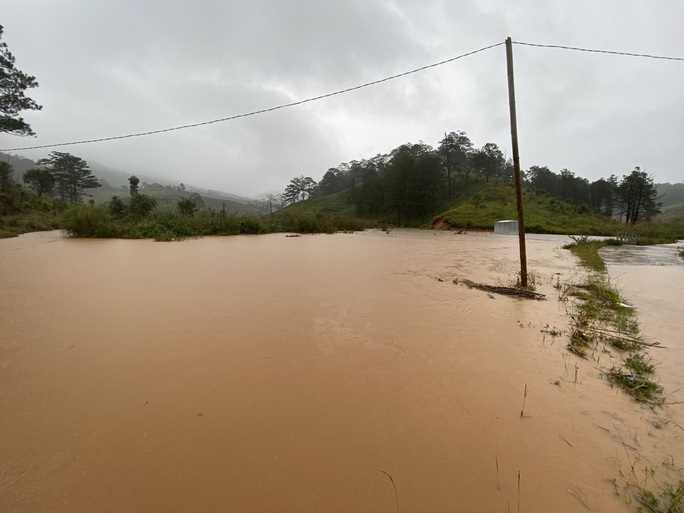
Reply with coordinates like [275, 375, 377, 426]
[61, 204, 122, 238]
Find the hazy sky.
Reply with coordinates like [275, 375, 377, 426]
[2, 1, 683, 196]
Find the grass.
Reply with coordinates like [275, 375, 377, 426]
[0, 211, 62, 238]
[607, 368, 663, 404]
[561, 235, 684, 511]
[433, 182, 684, 242]
[562, 236, 625, 272]
[277, 191, 358, 218]
[562, 239, 663, 405]
[436, 182, 624, 235]
[635, 481, 684, 513]
[625, 353, 656, 375]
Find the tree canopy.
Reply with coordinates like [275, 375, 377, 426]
[39, 152, 100, 204]
[23, 168, 55, 198]
[278, 128, 666, 226]
[0, 25, 42, 136]
[614, 168, 661, 224]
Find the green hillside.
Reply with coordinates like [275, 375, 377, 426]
[435, 182, 616, 235]
[275, 191, 356, 218]
[278, 180, 684, 243]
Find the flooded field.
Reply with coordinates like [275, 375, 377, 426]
[1, 230, 682, 513]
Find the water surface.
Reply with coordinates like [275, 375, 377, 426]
[1, 230, 682, 512]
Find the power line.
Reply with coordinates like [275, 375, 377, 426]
[513, 41, 684, 61]
[0, 41, 505, 152]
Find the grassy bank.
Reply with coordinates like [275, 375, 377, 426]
[562, 238, 684, 511]
[0, 188, 66, 239]
[562, 237, 663, 404]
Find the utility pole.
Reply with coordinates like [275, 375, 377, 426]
[444, 132, 452, 200]
[505, 37, 528, 287]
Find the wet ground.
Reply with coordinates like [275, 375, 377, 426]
[1, 230, 682, 512]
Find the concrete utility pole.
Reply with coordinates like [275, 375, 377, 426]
[505, 37, 528, 288]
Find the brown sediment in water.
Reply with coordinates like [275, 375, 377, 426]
[1, 230, 682, 512]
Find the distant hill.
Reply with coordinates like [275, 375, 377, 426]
[656, 183, 684, 223]
[0, 152, 268, 216]
[657, 183, 684, 209]
[1, 152, 38, 180]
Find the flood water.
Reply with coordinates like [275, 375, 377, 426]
[1, 230, 683, 513]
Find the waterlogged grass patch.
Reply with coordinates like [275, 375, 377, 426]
[561, 239, 665, 407]
[635, 481, 684, 513]
[607, 368, 663, 404]
[625, 353, 656, 375]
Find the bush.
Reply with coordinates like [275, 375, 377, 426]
[61, 204, 122, 238]
[128, 194, 157, 219]
[239, 217, 263, 234]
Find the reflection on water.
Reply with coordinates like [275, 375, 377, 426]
[1, 230, 682, 513]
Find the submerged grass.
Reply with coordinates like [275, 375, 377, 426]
[562, 236, 684, 510]
[562, 236, 625, 272]
[635, 481, 684, 513]
[562, 238, 663, 405]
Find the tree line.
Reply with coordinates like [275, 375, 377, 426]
[281, 130, 661, 224]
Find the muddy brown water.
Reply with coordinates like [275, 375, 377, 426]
[1, 230, 682, 513]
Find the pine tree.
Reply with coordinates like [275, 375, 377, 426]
[0, 25, 42, 136]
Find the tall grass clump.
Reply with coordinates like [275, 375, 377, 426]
[61, 204, 122, 238]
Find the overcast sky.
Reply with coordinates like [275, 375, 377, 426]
[2, 1, 683, 196]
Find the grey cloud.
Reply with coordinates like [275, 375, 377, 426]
[1, 0, 682, 195]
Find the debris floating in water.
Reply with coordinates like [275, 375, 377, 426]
[455, 279, 546, 301]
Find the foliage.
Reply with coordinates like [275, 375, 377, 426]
[314, 168, 350, 197]
[439, 130, 473, 199]
[526, 166, 592, 207]
[177, 196, 198, 216]
[128, 193, 157, 219]
[39, 152, 100, 204]
[614, 167, 661, 224]
[61, 204, 122, 238]
[348, 142, 446, 223]
[471, 142, 507, 183]
[128, 175, 140, 196]
[82, 179, 266, 216]
[0, 164, 66, 236]
[58, 200, 373, 241]
[108, 195, 127, 218]
[0, 25, 42, 136]
[0, 161, 13, 194]
[284, 175, 317, 204]
[23, 168, 55, 197]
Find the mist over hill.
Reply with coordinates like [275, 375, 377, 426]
[1, 152, 267, 212]
[656, 183, 684, 223]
